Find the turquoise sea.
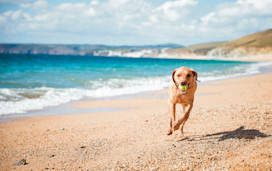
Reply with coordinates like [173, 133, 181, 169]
[0, 54, 269, 115]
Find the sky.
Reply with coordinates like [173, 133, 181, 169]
[0, 0, 271, 46]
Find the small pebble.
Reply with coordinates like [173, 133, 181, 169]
[13, 159, 27, 166]
[47, 154, 55, 158]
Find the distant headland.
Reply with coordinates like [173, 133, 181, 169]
[1, 29, 272, 61]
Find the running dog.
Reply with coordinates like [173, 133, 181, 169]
[167, 66, 198, 136]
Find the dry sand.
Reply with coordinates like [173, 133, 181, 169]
[1, 73, 272, 170]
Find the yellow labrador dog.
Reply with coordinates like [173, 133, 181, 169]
[167, 66, 198, 136]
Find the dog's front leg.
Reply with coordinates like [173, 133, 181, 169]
[167, 102, 176, 135]
[173, 104, 193, 134]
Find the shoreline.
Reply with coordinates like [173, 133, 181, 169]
[154, 54, 272, 62]
[1, 71, 272, 170]
[96, 53, 272, 62]
[1, 61, 272, 121]
[1, 60, 271, 121]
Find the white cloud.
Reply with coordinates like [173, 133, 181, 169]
[10, 10, 23, 20]
[0, 0, 272, 45]
[33, 0, 48, 9]
[198, 0, 272, 42]
[0, 0, 197, 34]
[90, 0, 100, 6]
[0, 10, 27, 34]
[2, 10, 25, 22]
[202, 0, 272, 25]
[237, 0, 272, 14]
[158, 0, 198, 12]
[155, 0, 198, 21]
[20, 0, 48, 9]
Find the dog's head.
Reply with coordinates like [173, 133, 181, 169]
[172, 67, 198, 88]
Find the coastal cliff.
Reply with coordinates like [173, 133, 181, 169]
[158, 29, 272, 60]
[207, 29, 272, 58]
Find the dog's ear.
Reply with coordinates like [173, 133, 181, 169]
[191, 69, 198, 81]
[172, 69, 177, 84]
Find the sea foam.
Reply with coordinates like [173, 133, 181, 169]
[0, 61, 270, 116]
[0, 76, 171, 115]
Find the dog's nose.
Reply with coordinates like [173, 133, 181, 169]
[181, 81, 187, 85]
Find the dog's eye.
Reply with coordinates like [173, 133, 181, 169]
[187, 74, 191, 78]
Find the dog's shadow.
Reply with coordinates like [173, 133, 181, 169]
[178, 126, 271, 142]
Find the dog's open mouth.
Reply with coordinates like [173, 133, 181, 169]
[179, 83, 190, 95]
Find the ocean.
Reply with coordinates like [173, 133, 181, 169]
[0, 54, 269, 116]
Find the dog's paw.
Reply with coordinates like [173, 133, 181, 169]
[167, 129, 173, 135]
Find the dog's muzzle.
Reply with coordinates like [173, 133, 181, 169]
[179, 83, 190, 95]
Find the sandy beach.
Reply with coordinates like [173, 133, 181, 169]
[1, 72, 272, 170]
[1, 1, 272, 170]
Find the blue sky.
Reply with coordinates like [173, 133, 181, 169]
[0, 0, 271, 46]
